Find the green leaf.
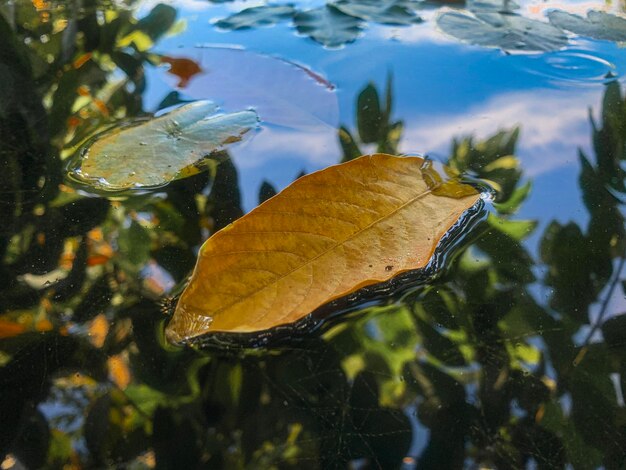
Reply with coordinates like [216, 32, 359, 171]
[136, 4, 177, 41]
[294, 5, 364, 48]
[383, 72, 394, 123]
[476, 227, 535, 283]
[437, 10, 568, 51]
[357, 83, 382, 143]
[124, 384, 170, 416]
[540, 402, 604, 469]
[540, 221, 596, 319]
[156, 91, 193, 110]
[153, 407, 203, 469]
[66, 101, 258, 192]
[548, 10, 626, 42]
[601, 313, 626, 350]
[487, 213, 536, 240]
[215, 4, 295, 30]
[493, 180, 531, 214]
[48, 429, 74, 468]
[334, 0, 422, 25]
[338, 126, 362, 162]
[414, 313, 466, 367]
[207, 155, 243, 231]
[379, 120, 403, 154]
[110, 51, 146, 93]
[118, 220, 151, 266]
[258, 180, 278, 204]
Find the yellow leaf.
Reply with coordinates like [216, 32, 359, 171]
[117, 30, 153, 51]
[107, 355, 131, 390]
[88, 314, 109, 348]
[166, 154, 480, 342]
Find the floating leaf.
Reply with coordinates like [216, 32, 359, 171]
[467, 0, 519, 12]
[334, 0, 422, 25]
[160, 56, 202, 88]
[159, 47, 338, 132]
[437, 10, 568, 51]
[66, 101, 258, 192]
[165, 154, 481, 343]
[215, 4, 296, 30]
[294, 5, 364, 48]
[548, 10, 626, 42]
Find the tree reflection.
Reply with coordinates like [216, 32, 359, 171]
[2, 2, 626, 467]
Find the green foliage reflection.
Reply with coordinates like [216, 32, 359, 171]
[2, 3, 626, 468]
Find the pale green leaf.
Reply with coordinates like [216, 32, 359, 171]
[67, 101, 258, 192]
[548, 10, 626, 42]
[294, 5, 364, 48]
[487, 213, 537, 240]
[334, 0, 422, 25]
[437, 10, 568, 51]
[215, 5, 295, 30]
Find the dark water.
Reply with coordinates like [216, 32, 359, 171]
[3, 0, 626, 468]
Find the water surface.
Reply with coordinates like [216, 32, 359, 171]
[2, 0, 626, 468]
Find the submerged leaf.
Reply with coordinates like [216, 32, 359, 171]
[160, 47, 338, 132]
[67, 101, 258, 192]
[334, 0, 422, 25]
[215, 5, 296, 30]
[548, 10, 626, 42]
[166, 154, 480, 343]
[294, 5, 364, 48]
[160, 56, 202, 88]
[437, 10, 568, 51]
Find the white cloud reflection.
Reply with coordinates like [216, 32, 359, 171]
[232, 87, 600, 186]
[401, 88, 598, 176]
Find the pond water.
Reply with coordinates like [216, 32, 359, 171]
[3, 0, 626, 468]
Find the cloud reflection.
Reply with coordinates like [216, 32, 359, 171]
[401, 88, 596, 176]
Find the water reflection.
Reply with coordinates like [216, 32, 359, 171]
[2, 0, 626, 469]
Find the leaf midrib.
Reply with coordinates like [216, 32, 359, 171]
[193, 173, 456, 321]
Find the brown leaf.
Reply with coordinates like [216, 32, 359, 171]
[161, 56, 202, 88]
[166, 154, 480, 343]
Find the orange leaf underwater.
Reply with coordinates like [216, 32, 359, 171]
[161, 56, 202, 88]
[165, 154, 481, 344]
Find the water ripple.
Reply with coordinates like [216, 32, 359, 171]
[520, 50, 618, 85]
